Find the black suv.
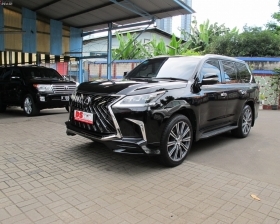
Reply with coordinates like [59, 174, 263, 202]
[66, 55, 259, 167]
[0, 66, 76, 116]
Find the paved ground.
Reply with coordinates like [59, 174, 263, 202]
[0, 108, 280, 224]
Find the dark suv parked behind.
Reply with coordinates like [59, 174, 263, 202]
[0, 66, 76, 116]
[66, 55, 259, 167]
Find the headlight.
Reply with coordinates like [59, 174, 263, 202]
[70, 89, 77, 100]
[113, 91, 165, 108]
[33, 84, 53, 93]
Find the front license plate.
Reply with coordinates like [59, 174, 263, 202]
[74, 110, 93, 124]
[61, 96, 69, 101]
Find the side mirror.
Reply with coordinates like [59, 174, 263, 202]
[202, 73, 219, 85]
[123, 71, 128, 77]
[63, 76, 70, 81]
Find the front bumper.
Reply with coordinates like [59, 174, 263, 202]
[36, 93, 70, 109]
[65, 121, 160, 155]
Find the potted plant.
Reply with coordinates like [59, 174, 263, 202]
[270, 68, 280, 110]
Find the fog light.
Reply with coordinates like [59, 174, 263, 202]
[40, 96, 45, 102]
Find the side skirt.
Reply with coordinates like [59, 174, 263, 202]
[199, 125, 238, 139]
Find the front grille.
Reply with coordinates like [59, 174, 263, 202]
[52, 84, 76, 94]
[70, 93, 120, 135]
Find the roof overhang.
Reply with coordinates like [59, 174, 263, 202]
[12, 0, 195, 32]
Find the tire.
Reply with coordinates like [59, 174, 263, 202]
[0, 99, 6, 113]
[232, 105, 252, 138]
[160, 115, 193, 167]
[23, 94, 39, 116]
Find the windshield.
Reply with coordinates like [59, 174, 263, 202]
[126, 57, 201, 80]
[23, 68, 63, 80]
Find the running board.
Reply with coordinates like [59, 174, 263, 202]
[200, 126, 238, 139]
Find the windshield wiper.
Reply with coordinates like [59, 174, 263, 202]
[153, 77, 188, 81]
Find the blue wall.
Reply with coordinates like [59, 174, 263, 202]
[70, 27, 82, 57]
[0, 6, 4, 51]
[22, 8, 37, 53]
[50, 19, 62, 55]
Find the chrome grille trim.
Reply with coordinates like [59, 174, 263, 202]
[125, 118, 147, 141]
[107, 95, 125, 139]
[70, 93, 123, 138]
[52, 84, 76, 94]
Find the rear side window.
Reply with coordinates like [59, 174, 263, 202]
[235, 62, 251, 83]
[0, 68, 12, 81]
[221, 61, 237, 83]
[22, 68, 40, 80]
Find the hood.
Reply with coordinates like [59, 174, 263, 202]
[77, 79, 188, 95]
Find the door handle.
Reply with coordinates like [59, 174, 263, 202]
[221, 93, 227, 97]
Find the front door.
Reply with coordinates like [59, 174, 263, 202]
[197, 59, 229, 132]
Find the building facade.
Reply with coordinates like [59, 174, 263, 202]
[156, 17, 173, 34]
[156, 0, 192, 35]
[181, 0, 192, 35]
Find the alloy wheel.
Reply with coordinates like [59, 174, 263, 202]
[167, 121, 191, 162]
[242, 107, 252, 135]
[24, 97, 32, 114]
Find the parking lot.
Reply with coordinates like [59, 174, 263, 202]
[0, 108, 280, 224]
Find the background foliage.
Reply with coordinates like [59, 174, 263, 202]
[113, 0, 280, 59]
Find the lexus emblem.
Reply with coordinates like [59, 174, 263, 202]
[84, 96, 91, 105]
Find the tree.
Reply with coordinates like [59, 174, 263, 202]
[112, 32, 150, 60]
[180, 17, 238, 53]
[205, 28, 280, 56]
[266, 0, 280, 33]
[148, 36, 168, 56]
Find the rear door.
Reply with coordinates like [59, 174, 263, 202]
[221, 61, 251, 123]
[2, 67, 24, 105]
[0, 68, 14, 104]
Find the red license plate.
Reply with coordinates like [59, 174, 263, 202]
[74, 110, 94, 124]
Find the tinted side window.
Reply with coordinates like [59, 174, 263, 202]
[0, 68, 12, 81]
[221, 61, 237, 83]
[0, 68, 4, 77]
[200, 60, 221, 83]
[235, 62, 251, 83]
[0, 68, 6, 79]
[21, 68, 39, 80]
[11, 68, 22, 78]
